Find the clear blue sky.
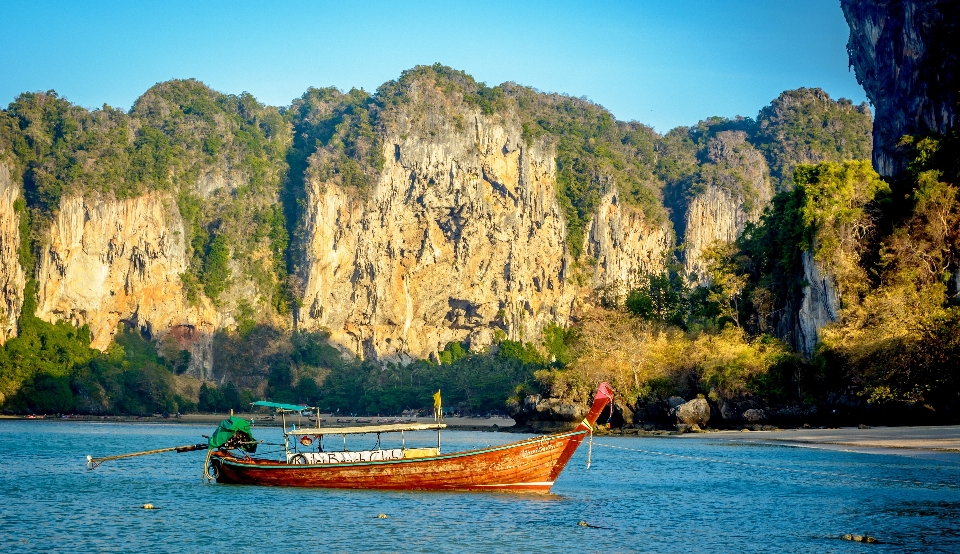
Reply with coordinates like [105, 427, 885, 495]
[1, 0, 866, 133]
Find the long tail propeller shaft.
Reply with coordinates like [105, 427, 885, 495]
[86, 443, 207, 470]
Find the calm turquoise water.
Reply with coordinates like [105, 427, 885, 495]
[1, 421, 958, 553]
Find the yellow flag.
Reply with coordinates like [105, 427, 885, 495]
[433, 390, 442, 409]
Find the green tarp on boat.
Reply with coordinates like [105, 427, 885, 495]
[208, 416, 257, 452]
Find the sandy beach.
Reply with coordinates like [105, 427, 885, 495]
[684, 425, 960, 461]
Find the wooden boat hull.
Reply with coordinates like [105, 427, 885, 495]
[211, 429, 588, 493]
[209, 382, 614, 493]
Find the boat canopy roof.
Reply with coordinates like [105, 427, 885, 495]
[285, 423, 446, 436]
[209, 416, 257, 452]
[251, 401, 314, 412]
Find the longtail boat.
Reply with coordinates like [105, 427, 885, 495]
[206, 382, 614, 493]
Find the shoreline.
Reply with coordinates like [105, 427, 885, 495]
[6, 414, 960, 454]
[696, 425, 960, 453]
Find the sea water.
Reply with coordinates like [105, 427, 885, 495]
[1, 421, 958, 553]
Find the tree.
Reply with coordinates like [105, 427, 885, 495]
[625, 272, 689, 327]
[795, 160, 889, 304]
[703, 243, 749, 328]
[202, 233, 231, 303]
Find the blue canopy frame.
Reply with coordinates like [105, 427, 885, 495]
[251, 401, 315, 412]
[250, 401, 319, 456]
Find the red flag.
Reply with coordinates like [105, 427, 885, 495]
[596, 382, 614, 400]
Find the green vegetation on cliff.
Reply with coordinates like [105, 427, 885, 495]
[3, 92, 156, 215]
[816, 135, 960, 406]
[657, 89, 873, 244]
[0, 81, 294, 316]
[281, 86, 381, 281]
[0, 282, 194, 414]
[658, 117, 767, 239]
[131, 80, 292, 312]
[755, 88, 873, 191]
[732, 160, 889, 333]
[504, 82, 664, 257]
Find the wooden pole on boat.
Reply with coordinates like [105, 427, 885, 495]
[86, 443, 207, 470]
[281, 410, 289, 457]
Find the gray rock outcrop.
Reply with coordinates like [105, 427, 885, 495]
[509, 393, 588, 431]
[842, 0, 959, 177]
[676, 398, 711, 427]
[586, 190, 671, 303]
[742, 408, 767, 423]
[797, 250, 840, 358]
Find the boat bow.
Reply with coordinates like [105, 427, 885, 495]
[546, 381, 615, 481]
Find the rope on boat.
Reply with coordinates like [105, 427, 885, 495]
[586, 422, 594, 470]
[202, 449, 215, 483]
[592, 442, 960, 490]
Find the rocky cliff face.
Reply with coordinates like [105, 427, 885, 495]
[796, 250, 840, 358]
[842, 0, 959, 176]
[0, 68, 883, 378]
[679, 131, 774, 284]
[33, 193, 220, 376]
[0, 163, 25, 344]
[297, 85, 669, 362]
[663, 124, 851, 359]
[585, 190, 671, 302]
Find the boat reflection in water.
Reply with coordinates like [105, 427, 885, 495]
[208, 382, 614, 493]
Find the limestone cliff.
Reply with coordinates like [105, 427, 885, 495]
[297, 83, 669, 362]
[0, 73, 674, 374]
[0, 69, 882, 380]
[655, 94, 870, 356]
[33, 193, 220, 377]
[678, 131, 774, 285]
[0, 163, 25, 344]
[796, 250, 840, 358]
[585, 190, 671, 303]
[842, 0, 959, 176]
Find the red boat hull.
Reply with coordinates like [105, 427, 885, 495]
[212, 429, 587, 493]
[209, 382, 614, 493]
